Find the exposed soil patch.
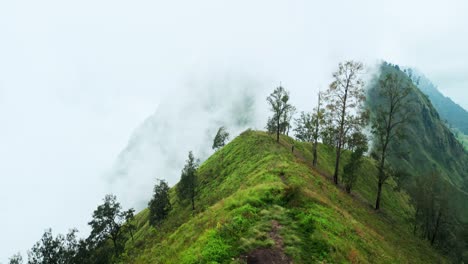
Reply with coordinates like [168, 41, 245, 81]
[242, 220, 292, 264]
[279, 171, 287, 184]
[245, 248, 289, 264]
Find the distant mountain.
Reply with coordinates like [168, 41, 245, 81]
[406, 69, 468, 135]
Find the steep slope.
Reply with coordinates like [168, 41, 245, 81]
[407, 69, 468, 134]
[119, 130, 445, 263]
[367, 63, 468, 220]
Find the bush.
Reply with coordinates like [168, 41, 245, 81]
[201, 230, 232, 263]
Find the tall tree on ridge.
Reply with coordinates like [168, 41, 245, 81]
[266, 86, 295, 142]
[323, 61, 368, 185]
[370, 72, 413, 210]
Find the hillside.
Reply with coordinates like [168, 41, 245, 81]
[118, 130, 446, 263]
[407, 69, 468, 135]
[367, 63, 468, 223]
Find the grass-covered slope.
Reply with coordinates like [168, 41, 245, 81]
[119, 130, 445, 263]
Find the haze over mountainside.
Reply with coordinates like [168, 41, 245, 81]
[406, 68, 468, 135]
[107, 79, 266, 209]
[10, 62, 468, 264]
[367, 63, 468, 221]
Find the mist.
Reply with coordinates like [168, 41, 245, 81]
[1, 0, 468, 261]
[107, 72, 268, 210]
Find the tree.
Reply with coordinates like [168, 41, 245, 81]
[342, 132, 368, 193]
[9, 253, 23, 264]
[280, 105, 296, 136]
[177, 151, 199, 211]
[123, 208, 136, 242]
[320, 119, 338, 147]
[212, 126, 230, 150]
[27, 229, 79, 264]
[312, 92, 325, 167]
[412, 171, 451, 246]
[88, 194, 134, 257]
[370, 73, 413, 210]
[323, 61, 367, 185]
[266, 86, 295, 142]
[294, 112, 314, 142]
[148, 179, 172, 227]
[294, 99, 324, 167]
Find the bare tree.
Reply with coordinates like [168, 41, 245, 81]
[323, 61, 367, 184]
[312, 92, 324, 167]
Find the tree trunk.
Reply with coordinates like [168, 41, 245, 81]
[425, 215, 430, 240]
[191, 195, 195, 211]
[375, 149, 387, 210]
[431, 210, 442, 245]
[333, 146, 341, 184]
[413, 207, 420, 235]
[312, 140, 318, 167]
[313, 92, 321, 168]
[276, 118, 280, 142]
[375, 180, 383, 210]
[334, 85, 348, 185]
[345, 185, 351, 194]
[112, 238, 118, 257]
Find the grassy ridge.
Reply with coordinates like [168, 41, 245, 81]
[119, 130, 446, 263]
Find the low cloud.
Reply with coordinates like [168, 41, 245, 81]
[107, 73, 269, 209]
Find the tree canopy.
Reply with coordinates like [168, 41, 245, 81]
[266, 86, 295, 142]
[323, 61, 368, 184]
[212, 126, 230, 150]
[149, 179, 172, 226]
[177, 151, 199, 211]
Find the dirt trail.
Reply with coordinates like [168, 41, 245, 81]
[244, 220, 292, 264]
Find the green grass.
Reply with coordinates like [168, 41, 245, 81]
[118, 130, 446, 264]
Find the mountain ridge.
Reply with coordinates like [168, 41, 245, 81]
[116, 130, 446, 263]
[406, 68, 468, 134]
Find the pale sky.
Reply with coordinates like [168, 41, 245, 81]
[0, 0, 467, 261]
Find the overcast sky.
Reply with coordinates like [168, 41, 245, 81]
[0, 0, 467, 261]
